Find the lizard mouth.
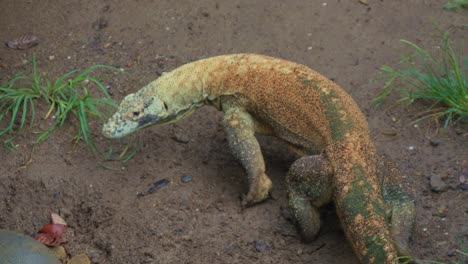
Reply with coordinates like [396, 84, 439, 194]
[102, 112, 139, 139]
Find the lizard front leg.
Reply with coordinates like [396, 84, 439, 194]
[222, 106, 273, 207]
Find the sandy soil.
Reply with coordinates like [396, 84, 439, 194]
[0, 1, 467, 263]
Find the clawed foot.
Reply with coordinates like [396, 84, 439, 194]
[241, 173, 273, 207]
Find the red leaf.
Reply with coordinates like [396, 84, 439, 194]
[35, 224, 67, 246]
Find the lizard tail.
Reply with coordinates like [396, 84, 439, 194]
[327, 141, 399, 264]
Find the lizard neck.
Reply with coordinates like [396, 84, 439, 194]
[139, 55, 241, 113]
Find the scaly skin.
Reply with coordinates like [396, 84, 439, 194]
[102, 54, 415, 263]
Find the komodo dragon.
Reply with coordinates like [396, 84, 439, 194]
[102, 54, 415, 263]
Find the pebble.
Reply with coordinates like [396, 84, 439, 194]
[460, 173, 466, 184]
[447, 248, 457, 257]
[437, 205, 447, 217]
[254, 240, 269, 252]
[68, 253, 91, 264]
[50, 246, 67, 262]
[429, 139, 440, 147]
[49, 55, 55, 61]
[173, 132, 190, 143]
[181, 175, 192, 183]
[430, 175, 449, 193]
[459, 184, 468, 191]
[147, 179, 169, 194]
[59, 207, 72, 218]
[89, 252, 100, 263]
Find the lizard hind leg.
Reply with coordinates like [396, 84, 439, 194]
[286, 155, 333, 242]
[378, 157, 416, 255]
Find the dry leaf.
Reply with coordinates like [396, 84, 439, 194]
[359, 0, 369, 5]
[51, 212, 67, 226]
[5, 33, 39, 50]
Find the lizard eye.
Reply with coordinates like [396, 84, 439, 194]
[128, 109, 144, 120]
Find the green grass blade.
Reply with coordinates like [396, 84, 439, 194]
[78, 101, 90, 144]
[19, 96, 28, 129]
[28, 97, 36, 127]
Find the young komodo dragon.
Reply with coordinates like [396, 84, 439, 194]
[102, 54, 415, 264]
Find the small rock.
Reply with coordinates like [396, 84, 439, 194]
[173, 132, 189, 143]
[430, 175, 449, 193]
[181, 175, 192, 183]
[49, 246, 68, 262]
[459, 184, 468, 191]
[48, 55, 55, 61]
[89, 252, 100, 263]
[68, 253, 91, 264]
[359, 0, 369, 5]
[254, 240, 269, 252]
[437, 205, 447, 217]
[147, 179, 169, 194]
[447, 248, 457, 257]
[59, 207, 72, 218]
[429, 139, 440, 147]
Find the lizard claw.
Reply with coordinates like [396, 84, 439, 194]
[241, 173, 273, 207]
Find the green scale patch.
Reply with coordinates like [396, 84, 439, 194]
[299, 77, 354, 141]
[343, 163, 388, 263]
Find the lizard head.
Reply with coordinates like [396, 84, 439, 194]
[102, 92, 171, 138]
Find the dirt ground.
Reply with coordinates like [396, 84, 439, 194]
[0, 1, 467, 263]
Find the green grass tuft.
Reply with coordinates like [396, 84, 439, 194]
[0, 54, 121, 152]
[397, 236, 468, 263]
[373, 31, 468, 127]
[444, 0, 468, 9]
